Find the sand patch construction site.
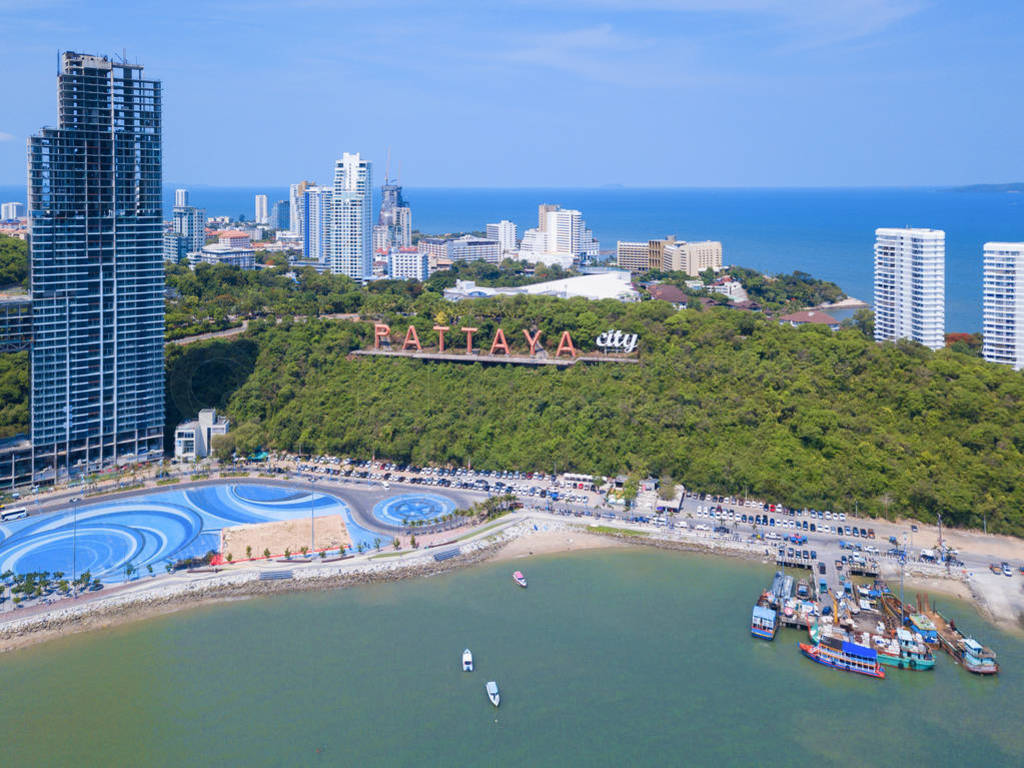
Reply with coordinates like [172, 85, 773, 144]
[220, 515, 351, 560]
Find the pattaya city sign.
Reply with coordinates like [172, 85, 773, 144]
[595, 329, 638, 354]
[371, 323, 638, 358]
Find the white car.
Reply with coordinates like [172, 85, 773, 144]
[766, 532, 781, 541]
[838, 512, 847, 521]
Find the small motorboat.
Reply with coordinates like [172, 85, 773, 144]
[486, 681, 500, 707]
[462, 648, 473, 672]
[513, 570, 527, 588]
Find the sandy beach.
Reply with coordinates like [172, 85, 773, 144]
[491, 527, 622, 562]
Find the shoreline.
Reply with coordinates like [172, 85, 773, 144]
[2, 515, 1020, 655]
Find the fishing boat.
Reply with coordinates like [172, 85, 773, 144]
[462, 648, 473, 672]
[930, 612, 998, 675]
[870, 628, 935, 670]
[486, 681, 500, 707]
[513, 570, 527, 588]
[751, 594, 778, 640]
[802, 623, 885, 679]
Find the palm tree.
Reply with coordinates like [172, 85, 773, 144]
[300, 545, 309, 557]
[263, 548, 271, 559]
[246, 545, 253, 560]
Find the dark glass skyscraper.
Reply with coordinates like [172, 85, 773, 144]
[28, 52, 165, 478]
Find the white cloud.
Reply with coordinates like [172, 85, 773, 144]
[500, 24, 696, 86]
[0, 132, 16, 142]
[513, 0, 925, 46]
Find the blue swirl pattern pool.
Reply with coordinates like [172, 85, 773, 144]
[0, 484, 378, 583]
[371, 494, 457, 528]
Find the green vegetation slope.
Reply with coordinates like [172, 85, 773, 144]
[198, 299, 1024, 535]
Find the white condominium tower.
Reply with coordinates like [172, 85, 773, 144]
[302, 185, 332, 264]
[330, 152, 372, 280]
[983, 242, 1024, 370]
[254, 194, 268, 224]
[486, 220, 518, 254]
[174, 188, 188, 207]
[873, 227, 945, 350]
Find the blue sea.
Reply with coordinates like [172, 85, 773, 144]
[3, 184, 1023, 331]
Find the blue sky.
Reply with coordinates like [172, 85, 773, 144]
[0, 0, 1021, 187]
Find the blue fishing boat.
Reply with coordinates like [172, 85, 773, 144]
[751, 599, 777, 640]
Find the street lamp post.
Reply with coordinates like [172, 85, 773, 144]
[310, 477, 317, 557]
[70, 496, 80, 594]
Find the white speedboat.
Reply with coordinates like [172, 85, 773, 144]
[486, 681, 500, 707]
[513, 570, 527, 588]
[463, 648, 473, 672]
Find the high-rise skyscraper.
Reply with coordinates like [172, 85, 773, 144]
[254, 194, 269, 225]
[174, 188, 188, 207]
[873, 227, 945, 350]
[302, 185, 333, 264]
[378, 174, 412, 250]
[329, 152, 372, 280]
[28, 52, 165, 477]
[289, 180, 314, 238]
[982, 242, 1024, 370]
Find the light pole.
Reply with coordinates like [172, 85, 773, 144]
[309, 477, 317, 558]
[899, 532, 908, 626]
[70, 496, 80, 594]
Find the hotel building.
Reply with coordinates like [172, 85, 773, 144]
[873, 228, 945, 350]
[486, 220, 519, 255]
[982, 242, 1024, 370]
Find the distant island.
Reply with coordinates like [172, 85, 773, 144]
[951, 182, 1024, 193]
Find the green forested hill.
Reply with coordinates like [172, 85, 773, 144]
[197, 299, 1024, 535]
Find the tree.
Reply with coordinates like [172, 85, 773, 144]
[284, 547, 291, 560]
[410, 534, 417, 549]
[263, 548, 271, 559]
[226, 552, 233, 563]
[658, 475, 677, 501]
[393, 537, 400, 550]
[212, 433, 237, 462]
[374, 537, 382, 551]
[300, 545, 308, 556]
[246, 545, 253, 559]
[147, 563, 154, 576]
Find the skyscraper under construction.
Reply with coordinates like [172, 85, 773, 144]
[27, 51, 165, 478]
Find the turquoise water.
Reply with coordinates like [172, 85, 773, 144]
[0, 548, 1021, 766]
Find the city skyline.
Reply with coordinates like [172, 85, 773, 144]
[1, 1, 1023, 188]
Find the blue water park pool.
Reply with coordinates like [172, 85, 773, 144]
[370, 493, 458, 529]
[0, 484, 382, 583]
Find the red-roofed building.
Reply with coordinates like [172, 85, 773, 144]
[779, 310, 840, 331]
[646, 283, 688, 308]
